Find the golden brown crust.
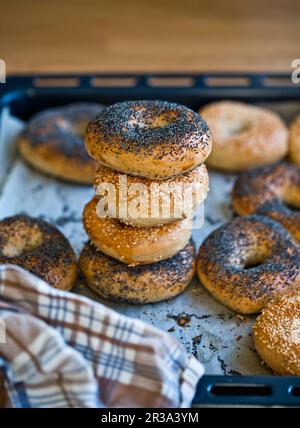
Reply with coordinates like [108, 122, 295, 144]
[93, 163, 209, 227]
[19, 137, 98, 184]
[18, 103, 103, 184]
[79, 240, 196, 303]
[0, 215, 77, 290]
[232, 162, 300, 242]
[197, 215, 300, 314]
[257, 201, 300, 243]
[200, 101, 288, 171]
[289, 115, 300, 165]
[83, 197, 192, 265]
[85, 100, 212, 179]
[253, 292, 300, 375]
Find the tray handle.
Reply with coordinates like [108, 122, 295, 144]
[192, 375, 300, 407]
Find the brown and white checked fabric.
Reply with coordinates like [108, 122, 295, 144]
[0, 265, 204, 408]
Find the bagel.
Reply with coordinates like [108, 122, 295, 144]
[0, 215, 77, 290]
[253, 292, 300, 375]
[18, 103, 104, 184]
[83, 197, 192, 265]
[200, 101, 288, 171]
[85, 100, 212, 180]
[79, 240, 196, 303]
[232, 163, 300, 242]
[197, 215, 300, 314]
[93, 163, 209, 227]
[289, 115, 300, 165]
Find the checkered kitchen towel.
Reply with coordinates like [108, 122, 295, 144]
[0, 264, 204, 408]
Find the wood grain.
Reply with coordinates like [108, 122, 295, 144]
[0, 0, 299, 74]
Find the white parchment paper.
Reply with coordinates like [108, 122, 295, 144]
[4, 102, 299, 375]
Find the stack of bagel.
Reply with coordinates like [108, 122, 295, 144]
[79, 100, 212, 304]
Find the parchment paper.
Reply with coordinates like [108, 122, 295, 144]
[1, 102, 299, 375]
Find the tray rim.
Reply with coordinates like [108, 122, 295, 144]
[1, 71, 300, 105]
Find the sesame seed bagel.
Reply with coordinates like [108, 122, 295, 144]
[0, 215, 77, 290]
[200, 101, 288, 171]
[83, 197, 192, 265]
[232, 163, 300, 242]
[197, 215, 300, 314]
[18, 103, 104, 184]
[79, 240, 196, 304]
[85, 100, 212, 180]
[253, 292, 300, 375]
[289, 115, 300, 165]
[93, 163, 209, 227]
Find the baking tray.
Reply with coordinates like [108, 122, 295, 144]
[0, 73, 300, 407]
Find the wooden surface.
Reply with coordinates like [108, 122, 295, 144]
[0, 0, 299, 74]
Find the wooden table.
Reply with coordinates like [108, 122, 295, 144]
[0, 0, 299, 74]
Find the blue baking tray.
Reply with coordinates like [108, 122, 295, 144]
[0, 72, 299, 407]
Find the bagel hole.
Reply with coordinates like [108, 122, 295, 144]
[224, 122, 251, 138]
[243, 252, 269, 270]
[57, 119, 86, 139]
[2, 229, 43, 257]
[283, 201, 300, 212]
[147, 113, 178, 129]
[129, 109, 179, 131]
